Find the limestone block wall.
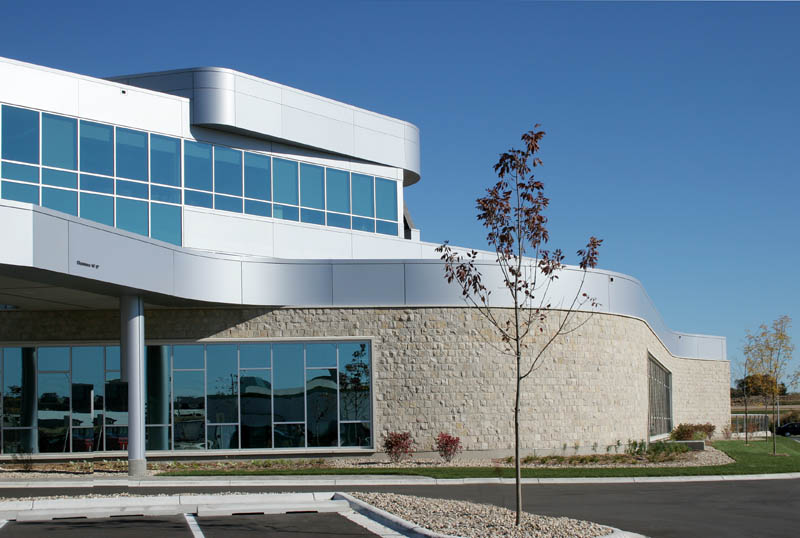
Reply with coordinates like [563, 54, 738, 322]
[0, 306, 729, 454]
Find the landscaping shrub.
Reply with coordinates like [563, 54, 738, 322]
[382, 431, 415, 463]
[670, 423, 716, 441]
[434, 432, 462, 462]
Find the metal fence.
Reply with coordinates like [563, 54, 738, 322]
[730, 414, 770, 433]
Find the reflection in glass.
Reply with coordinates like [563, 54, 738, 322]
[37, 372, 70, 453]
[42, 187, 78, 216]
[351, 173, 374, 217]
[151, 134, 181, 186]
[72, 427, 99, 452]
[1, 181, 38, 204]
[42, 168, 77, 189]
[273, 204, 299, 221]
[80, 174, 114, 194]
[244, 152, 270, 200]
[151, 202, 181, 246]
[3, 429, 37, 454]
[42, 113, 77, 170]
[208, 424, 239, 449]
[105, 371, 128, 427]
[2, 105, 39, 164]
[376, 221, 398, 236]
[173, 370, 205, 450]
[240, 370, 272, 449]
[207, 345, 238, 424]
[300, 208, 324, 225]
[273, 158, 298, 205]
[2, 162, 39, 183]
[106, 346, 121, 370]
[116, 128, 148, 181]
[80, 121, 114, 176]
[173, 345, 204, 370]
[300, 163, 324, 209]
[306, 369, 337, 447]
[71, 346, 104, 429]
[340, 422, 371, 447]
[145, 346, 171, 431]
[339, 343, 371, 422]
[375, 177, 398, 221]
[105, 426, 128, 451]
[184, 141, 212, 191]
[185, 189, 213, 208]
[239, 343, 269, 369]
[80, 192, 114, 226]
[274, 423, 304, 448]
[116, 197, 148, 236]
[214, 146, 242, 196]
[326, 213, 350, 230]
[244, 199, 270, 217]
[352, 217, 375, 233]
[273, 344, 304, 422]
[325, 169, 349, 213]
[307, 344, 336, 368]
[146, 426, 171, 450]
[214, 194, 242, 213]
[3, 347, 37, 428]
[38, 347, 69, 371]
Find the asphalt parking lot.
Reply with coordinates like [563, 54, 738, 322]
[0, 513, 378, 538]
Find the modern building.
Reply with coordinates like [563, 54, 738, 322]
[0, 56, 729, 474]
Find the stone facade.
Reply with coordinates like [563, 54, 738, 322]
[0, 306, 729, 455]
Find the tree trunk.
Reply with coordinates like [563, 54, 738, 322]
[515, 359, 522, 526]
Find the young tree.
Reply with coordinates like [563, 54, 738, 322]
[744, 316, 795, 454]
[436, 126, 601, 526]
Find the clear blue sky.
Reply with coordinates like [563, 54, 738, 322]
[2, 1, 798, 383]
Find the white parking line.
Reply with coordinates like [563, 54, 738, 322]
[184, 513, 205, 538]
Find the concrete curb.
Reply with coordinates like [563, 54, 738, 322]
[1, 472, 799, 488]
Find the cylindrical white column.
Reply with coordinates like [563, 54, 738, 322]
[120, 295, 146, 477]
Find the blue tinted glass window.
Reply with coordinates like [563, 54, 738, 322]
[116, 197, 148, 236]
[214, 146, 242, 196]
[42, 168, 77, 188]
[184, 141, 212, 191]
[116, 179, 148, 199]
[2, 105, 39, 164]
[351, 174, 374, 217]
[79, 192, 113, 226]
[327, 212, 350, 229]
[376, 220, 398, 236]
[326, 169, 349, 214]
[151, 185, 181, 204]
[215, 194, 242, 213]
[116, 128, 148, 181]
[1, 181, 38, 204]
[185, 189, 212, 208]
[273, 204, 298, 221]
[375, 178, 398, 221]
[79, 121, 114, 176]
[245, 199, 271, 217]
[38, 347, 70, 371]
[352, 216, 374, 232]
[151, 203, 181, 245]
[244, 153, 270, 200]
[173, 344, 203, 370]
[300, 164, 324, 209]
[42, 114, 77, 170]
[1, 162, 38, 183]
[301, 208, 324, 225]
[273, 159, 298, 205]
[80, 174, 114, 194]
[42, 187, 77, 216]
[150, 134, 180, 186]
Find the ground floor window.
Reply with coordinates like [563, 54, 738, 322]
[648, 355, 672, 437]
[0, 340, 372, 454]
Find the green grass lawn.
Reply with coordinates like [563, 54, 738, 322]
[157, 438, 800, 478]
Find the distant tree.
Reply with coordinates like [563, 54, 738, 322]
[744, 316, 796, 454]
[436, 125, 601, 526]
[735, 375, 786, 397]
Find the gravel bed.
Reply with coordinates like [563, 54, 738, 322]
[352, 492, 613, 538]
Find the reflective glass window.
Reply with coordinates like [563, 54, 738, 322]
[173, 344, 204, 370]
[105, 425, 128, 450]
[273, 343, 304, 423]
[173, 370, 205, 450]
[80, 174, 114, 194]
[1, 105, 39, 164]
[240, 343, 270, 369]
[151, 185, 181, 204]
[376, 220, 398, 236]
[340, 422, 371, 447]
[151, 203, 181, 245]
[273, 204, 298, 221]
[116, 179, 148, 199]
[375, 178, 398, 221]
[301, 208, 324, 225]
[274, 423, 304, 448]
[150, 134, 180, 186]
[116, 128, 148, 181]
[214, 146, 242, 196]
[240, 370, 272, 448]
[116, 197, 148, 236]
[185, 189, 212, 208]
[307, 343, 336, 368]
[71, 346, 104, 431]
[208, 424, 238, 449]
[80, 121, 114, 176]
[42, 187, 77, 216]
[184, 141, 212, 191]
[38, 346, 69, 371]
[215, 194, 242, 213]
[244, 152, 270, 200]
[106, 346, 121, 370]
[273, 158, 298, 205]
[42, 168, 77, 188]
[339, 342, 371, 422]
[300, 163, 324, 209]
[2, 347, 36, 428]
[105, 372, 128, 430]
[37, 372, 70, 453]
[327, 213, 350, 229]
[306, 369, 337, 447]
[326, 169, 349, 214]
[1, 162, 39, 183]
[352, 217, 374, 233]
[244, 199, 271, 217]
[146, 426, 171, 450]
[3, 429, 38, 454]
[145, 346, 172, 426]
[351, 173, 374, 217]
[42, 114, 77, 170]
[1, 181, 38, 204]
[206, 345, 238, 424]
[79, 192, 114, 226]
